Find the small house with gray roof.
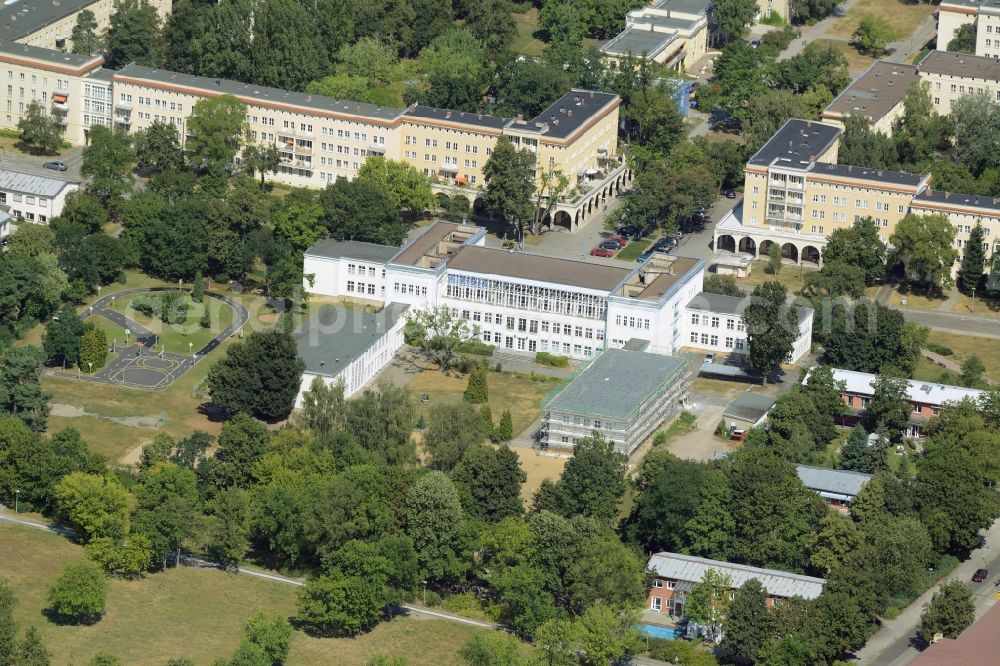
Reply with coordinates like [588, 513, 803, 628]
[541, 348, 694, 455]
[795, 465, 872, 511]
[723, 391, 777, 430]
[0, 168, 80, 237]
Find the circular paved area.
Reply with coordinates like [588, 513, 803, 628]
[50, 287, 250, 390]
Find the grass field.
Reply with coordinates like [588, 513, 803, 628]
[512, 8, 546, 56]
[514, 448, 568, 502]
[409, 368, 554, 438]
[811, 39, 875, 73]
[926, 331, 1000, 382]
[828, 0, 936, 41]
[108, 291, 236, 354]
[0, 523, 491, 666]
[617, 239, 651, 262]
[737, 261, 819, 293]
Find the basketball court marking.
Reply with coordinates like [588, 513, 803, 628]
[106, 353, 189, 389]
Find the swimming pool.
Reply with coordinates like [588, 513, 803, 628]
[639, 624, 683, 640]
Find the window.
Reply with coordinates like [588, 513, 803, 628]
[726, 337, 734, 348]
[735, 339, 745, 350]
[691, 314, 700, 325]
[346, 281, 355, 292]
[653, 580, 663, 589]
[690, 332, 698, 343]
[667, 581, 677, 590]
[651, 597, 662, 612]
[711, 316, 719, 328]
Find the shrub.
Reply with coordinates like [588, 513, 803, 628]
[535, 351, 570, 368]
[492, 410, 513, 442]
[454, 339, 495, 356]
[133, 296, 159, 318]
[926, 342, 953, 356]
[464, 365, 489, 403]
[480, 404, 494, 434]
[440, 592, 487, 619]
[424, 590, 442, 607]
[160, 291, 189, 325]
[715, 419, 729, 437]
[46, 559, 108, 623]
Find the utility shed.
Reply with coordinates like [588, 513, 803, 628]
[723, 391, 776, 429]
[795, 464, 873, 511]
[541, 348, 693, 455]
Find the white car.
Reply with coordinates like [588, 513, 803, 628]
[705, 353, 715, 364]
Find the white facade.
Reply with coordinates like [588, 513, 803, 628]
[0, 169, 80, 237]
[303, 223, 816, 364]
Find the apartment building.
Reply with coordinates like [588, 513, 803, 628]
[821, 61, 919, 135]
[937, 0, 1000, 58]
[541, 348, 694, 454]
[601, 0, 710, 71]
[645, 552, 825, 620]
[717, 118, 1000, 271]
[1, 0, 171, 52]
[304, 221, 814, 367]
[0, 168, 80, 237]
[918, 50, 1000, 113]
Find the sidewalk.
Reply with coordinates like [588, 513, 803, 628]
[778, 0, 865, 61]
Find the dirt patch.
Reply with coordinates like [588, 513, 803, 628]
[50, 403, 163, 429]
[666, 403, 737, 462]
[514, 448, 568, 503]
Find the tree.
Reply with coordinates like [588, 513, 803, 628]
[890, 213, 959, 293]
[464, 365, 489, 404]
[453, 445, 525, 523]
[404, 471, 467, 584]
[493, 410, 513, 442]
[766, 243, 783, 275]
[404, 307, 479, 371]
[0, 346, 53, 432]
[464, 0, 517, 52]
[822, 216, 886, 285]
[703, 274, 742, 297]
[802, 261, 866, 298]
[713, 0, 758, 44]
[948, 23, 977, 54]
[576, 603, 644, 666]
[852, 16, 893, 57]
[744, 282, 797, 379]
[208, 487, 250, 568]
[84, 534, 154, 578]
[714, 41, 771, 127]
[81, 125, 135, 211]
[356, 157, 435, 219]
[482, 137, 536, 236]
[15, 627, 49, 666]
[920, 579, 975, 641]
[952, 92, 1000, 176]
[133, 462, 199, 567]
[961, 356, 987, 388]
[54, 472, 134, 542]
[134, 120, 184, 173]
[78, 326, 108, 374]
[46, 559, 107, 623]
[243, 610, 292, 665]
[186, 95, 246, 173]
[413, 28, 488, 112]
[539, 0, 586, 46]
[241, 143, 281, 187]
[686, 569, 732, 644]
[683, 468, 734, 560]
[809, 512, 863, 576]
[104, 0, 163, 67]
[271, 188, 325, 251]
[7, 223, 56, 259]
[820, 300, 926, 374]
[295, 571, 387, 637]
[865, 373, 910, 440]
[0, 579, 16, 666]
[459, 632, 526, 666]
[625, 451, 706, 553]
[722, 578, 769, 662]
[207, 329, 305, 420]
[533, 434, 627, 524]
[70, 9, 102, 55]
[422, 402, 487, 471]
[839, 423, 882, 473]
[838, 115, 897, 170]
[959, 222, 987, 296]
[319, 178, 407, 245]
[249, 0, 330, 89]
[16, 101, 63, 155]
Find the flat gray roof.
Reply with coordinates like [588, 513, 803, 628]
[295, 303, 408, 377]
[811, 162, 926, 188]
[390, 221, 475, 267]
[652, 0, 712, 12]
[0, 168, 76, 196]
[0, 0, 96, 41]
[0, 40, 102, 69]
[404, 105, 509, 130]
[823, 61, 919, 124]
[748, 119, 842, 170]
[795, 464, 872, 498]
[447, 245, 631, 292]
[724, 391, 777, 423]
[305, 239, 398, 264]
[526, 89, 620, 140]
[114, 63, 404, 122]
[547, 349, 687, 421]
[914, 188, 1000, 212]
[919, 50, 1000, 81]
[601, 28, 677, 58]
[686, 291, 813, 325]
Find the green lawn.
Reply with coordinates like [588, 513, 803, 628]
[108, 291, 236, 355]
[0, 523, 492, 666]
[924, 331, 1000, 382]
[617, 239, 651, 262]
[811, 39, 875, 73]
[828, 0, 936, 41]
[512, 8, 546, 56]
[738, 261, 819, 294]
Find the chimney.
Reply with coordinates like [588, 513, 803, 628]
[445, 111, 451, 118]
[560, 107, 566, 114]
[877, 170, 883, 177]
[554, 119, 560, 126]
[945, 191, 951, 199]
[567, 109, 573, 117]
[516, 113, 523, 122]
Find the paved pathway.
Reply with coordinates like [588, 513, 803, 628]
[778, 0, 865, 61]
[50, 288, 249, 390]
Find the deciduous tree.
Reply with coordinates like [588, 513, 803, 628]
[482, 137, 535, 236]
[744, 281, 797, 379]
[0, 346, 53, 431]
[533, 433, 626, 524]
[404, 307, 480, 371]
[404, 471, 468, 584]
[104, 0, 163, 67]
[82, 125, 135, 211]
[207, 329, 304, 420]
[453, 445, 525, 522]
[920, 579, 975, 641]
[45, 559, 107, 623]
[722, 578, 769, 662]
[890, 213, 958, 292]
[186, 95, 246, 174]
[134, 120, 184, 173]
[17, 101, 63, 155]
[70, 10, 102, 55]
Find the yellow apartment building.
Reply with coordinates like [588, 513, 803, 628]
[717, 118, 997, 275]
[821, 61, 919, 135]
[917, 50, 1000, 113]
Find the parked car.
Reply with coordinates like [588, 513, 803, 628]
[590, 246, 615, 257]
[973, 569, 989, 583]
[610, 235, 629, 247]
[618, 224, 643, 240]
[42, 160, 67, 171]
[637, 251, 653, 263]
[722, 188, 737, 199]
[653, 237, 676, 251]
[600, 239, 623, 251]
[704, 352, 715, 364]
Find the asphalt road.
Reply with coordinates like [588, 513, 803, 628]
[0, 144, 84, 182]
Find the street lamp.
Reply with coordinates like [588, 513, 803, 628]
[422, 580, 427, 606]
[971, 286, 976, 313]
[188, 342, 193, 357]
[88, 362, 93, 374]
[14, 490, 18, 513]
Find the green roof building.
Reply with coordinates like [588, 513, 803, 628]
[542, 348, 694, 455]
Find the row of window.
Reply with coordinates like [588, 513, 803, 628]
[483, 332, 597, 358]
[345, 281, 378, 296]
[690, 332, 745, 350]
[347, 263, 380, 277]
[613, 314, 650, 330]
[6, 71, 67, 89]
[403, 137, 490, 155]
[393, 282, 429, 297]
[0, 192, 49, 207]
[690, 313, 744, 331]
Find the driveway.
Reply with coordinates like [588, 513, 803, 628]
[1, 144, 84, 182]
[856, 518, 1000, 665]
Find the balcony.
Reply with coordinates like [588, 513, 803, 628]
[277, 127, 313, 141]
[769, 178, 804, 192]
[51, 101, 69, 111]
[368, 143, 386, 153]
[276, 139, 313, 156]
